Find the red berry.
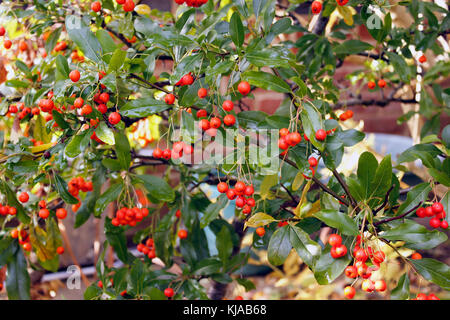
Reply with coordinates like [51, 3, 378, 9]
[315, 129, 327, 141]
[344, 286, 355, 299]
[244, 185, 254, 196]
[196, 109, 207, 118]
[74, 97, 84, 109]
[0, 26, 5, 37]
[4, 39, 12, 49]
[197, 88, 208, 98]
[425, 206, 435, 217]
[99, 92, 110, 103]
[441, 220, 448, 229]
[374, 280, 386, 292]
[308, 157, 318, 167]
[328, 234, 342, 247]
[429, 217, 441, 228]
[217, 182, 229, 193]
[345, 266, 358, 278]
[416, 207, 426, 218]
[123, 0, 135, 12]
[91, 1, 101, 12]
[311, 1, 322, 14]
[256, 227, 265, 237]
[335, 244, 347, 257]
[69, 70, 81, 82]
[226, 189, 237, 200]
[56, 246, 65, 255]
[368, 81, 376, 89]
[97, 104, 107, 114]
[234, 181, 246, 193]
[378, 79, 386, 88]
[153, 148, 163, 159]
[18, 192, 29, 203]
[39, 208, 50, 219]
[164, 288, 174, 298]
[222, 100, 234, 112]
[210, 117, 221, 129]
[355, 248, 368, 262]
[372, 250, 385, 264]
[199, 119, 210, 131]
[411, 252, 422, 260]
[56, 208, 67, 219]
[178, 229, 188, 239]
[181, 74, 194, 86]
[431, 202, 443, 214]
[223, 114, 236, 126]
[238, 81, 251, 96]
[108, 112, 121, 125]
[164, 94, 175, 105]
[427, 293, 439, 300]
[418, 55, 427, 63]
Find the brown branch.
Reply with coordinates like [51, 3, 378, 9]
[332, 169, 357, 208]
[373, 202, 422, 226]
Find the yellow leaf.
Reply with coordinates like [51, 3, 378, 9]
[135, 4, 151, 16]
[260, 174, 278, 200]
[292, 172, 304, 191]
[301, 199, 321, 218]
[294, 179, 312, 217]
[244, 212, 276, 229]
[337, 6, 354, 26]
[29, 142, 53, 154]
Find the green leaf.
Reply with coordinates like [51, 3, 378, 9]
[94, 182, 124, 217]
[105, 218, 132, 264]
[267, 226, 292, 266]
[391, 273, 410, 300]
[114, 131, 131, 170]
[52, 110, 70, 129]
[288, 224, 321, 269]
[369, 154, 392, 207]
[135, 174, 175, 203]
[95, 122, 115, 145]
[300, 101, 324, 151]
[382, 220, 447, 250]
[229, 12, 244, 48]
[314, 210, 359, 236]
[237, 110, 267, 128]
[442, 125, 450, 148]
[65, 129, 91, 158]
[397, 144, 442, 168]
[245, 49, 290, 68]
[96, 29, 117, 62]
[54, 174, 79, 205]
[396, 182, 431, 216]
[428, 168, 450, 187]
[6, 245, 30, 300]
[120, 98, 171, 118]
[243, 71, 291, 93]
[313, 237, 352, 285]
[357, 152, 378, 199]
[386, 52, 411, 83]
[108, 49, 127, 73]
[216, 226, 233, 263]
[200, 194, 228, 228]
[129, 259, 145, 297]
[65, 15, 103, 63]
[411, 258, 450, 291]
[333, 40, 373, 55]
[55, 54, 70, 78]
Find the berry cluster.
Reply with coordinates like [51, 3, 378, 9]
[416, 202, 448, 229]
[278, 128, 302, 154]
[152, 141, 194, 161]
[68, 177, 93, 212]
[328, 234, 348, 259]
[0, 203, 17, 216]
[137, 238, 156, 259]
[339, 110, 354, 121]
[11, 229, 31, 252]
[174, 0, 208, 8]
[343, 235, 388, 299]
[217, 181, 255, 215]
[413, 293, 440, 300]
[368, 79, 386, 89]
[111, 207, 150, 227]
